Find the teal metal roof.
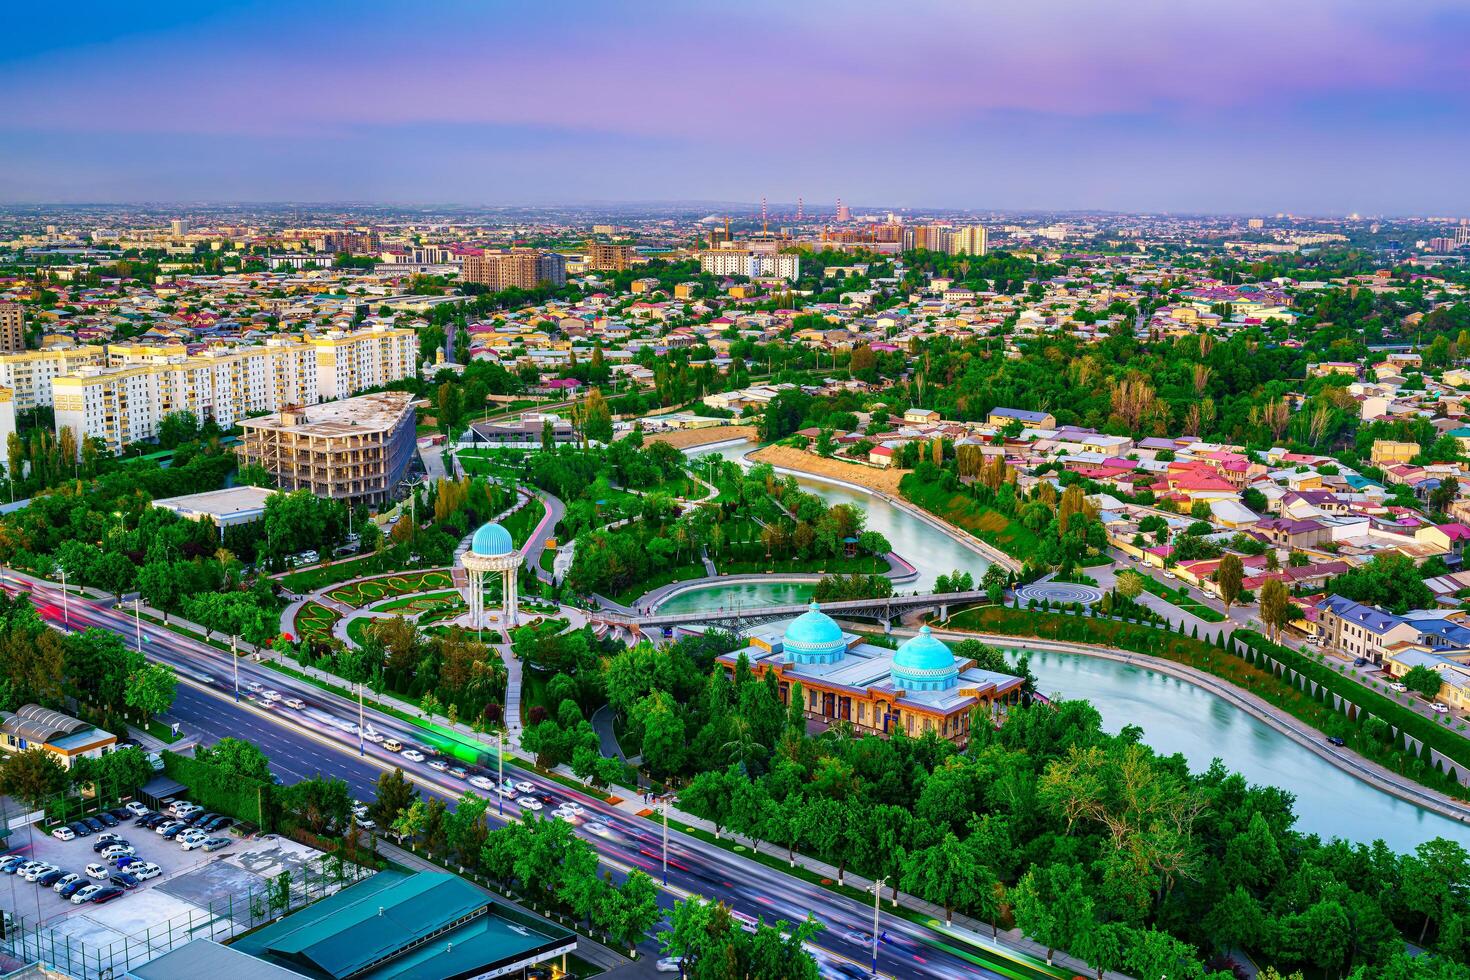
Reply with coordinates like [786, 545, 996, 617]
[782, 602, 847, 664]
[892, 626, 959, 690]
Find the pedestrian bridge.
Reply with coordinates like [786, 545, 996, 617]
[595, 589, 990, 637]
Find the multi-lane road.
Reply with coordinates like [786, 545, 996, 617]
[8, 575, 1062, 980]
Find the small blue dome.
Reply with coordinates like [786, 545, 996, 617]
[782, 602, 847, 665]
[471, 522, 514, 556]
[892, 626, 959, 691]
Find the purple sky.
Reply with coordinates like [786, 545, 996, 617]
[4, 0, 1469, 213]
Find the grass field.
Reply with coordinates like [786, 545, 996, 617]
[1136, 574, 1227, 622]
[899, 475, 1042, 558]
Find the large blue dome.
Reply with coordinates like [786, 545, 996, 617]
[471, 522, 514, 556]
[892, 626, 959, 691]
[782, 602, 847, 665]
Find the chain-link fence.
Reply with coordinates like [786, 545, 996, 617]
[0, 851, 375, 979]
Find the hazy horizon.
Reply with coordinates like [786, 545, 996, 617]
[6, 0, 1470, 214]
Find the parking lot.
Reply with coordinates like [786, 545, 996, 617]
[1, 814, 333, 969]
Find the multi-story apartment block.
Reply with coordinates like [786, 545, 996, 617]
[0, 345, 106, 411]
[0, 303, 26, 354]
[696, 248, 801, 282]
[901, 223, 953, 253]
[462, 249, 568, 290]
[52, 327, 415, 454]
[950, 225, 988, 256]
[237, 392, 417, 504]
[587, 242, 634, 272]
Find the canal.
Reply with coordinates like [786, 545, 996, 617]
[678, 440, 1470, 850]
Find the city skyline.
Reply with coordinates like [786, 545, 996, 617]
[6, 0, 1470, 214]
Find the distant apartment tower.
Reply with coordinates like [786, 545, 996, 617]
[170, 218, 189, 237]
[462, 249, 567, 290]
[1247, 218, 1265, 229]
[237, 392, 416, 505]
[587, 242, 633, 272]
[1429, 237, 1457, 253]
[949, 226, 988, 256]
[321, 229, 380, 255]
[902, 224, 953, 253]
[0, 345, 106, 410]
[0, 303, 25, 354]
[697, 249, 801, 282]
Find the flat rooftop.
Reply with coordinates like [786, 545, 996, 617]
[241, 392, 415, 437]
[152, 485, 280, 524]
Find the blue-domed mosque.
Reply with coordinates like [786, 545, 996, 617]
[714, 602, 1023, 746]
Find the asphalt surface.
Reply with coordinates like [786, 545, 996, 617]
[9, 577, 1059, 980]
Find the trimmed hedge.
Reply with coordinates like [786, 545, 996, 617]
[162, 750, 275, 830]
[1232, 629, 1470, 783]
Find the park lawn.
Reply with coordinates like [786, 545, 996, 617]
[346, 617, 377, 648]
[279, 551, 437, 592]
[500, 495, 546, 548]
[1136, 574, 1227, 622]
[899, 475, 1041, 558]
[325, 570, 456, 608]
[293, 602, 341, 643]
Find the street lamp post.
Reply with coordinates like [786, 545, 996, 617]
[497, 730, 505, 816]
[871, 877, 887, 977]
[134, 599, 142, 652]
[60, 567, 69, 626]
[357, 681, 365, 756]
[231, 635, 239, 702]
[661, 795, 670, 886]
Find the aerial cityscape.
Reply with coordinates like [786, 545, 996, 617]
[2, 3, 1470, 980]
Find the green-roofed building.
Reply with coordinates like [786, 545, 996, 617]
[223, 870, 576, 980]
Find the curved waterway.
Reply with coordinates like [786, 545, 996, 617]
[680, 440, 1470, 849]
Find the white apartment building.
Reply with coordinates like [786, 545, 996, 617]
[697, 249, 801, 282]
[0, 346, 106, 410]
[53, 326, 417, 454]
[950, 225, 988, 256]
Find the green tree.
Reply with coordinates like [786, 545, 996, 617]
[124, 661, 176, 726]
[901, 831, 986, 925]
[1216, 553, 1244, 612]
[1403, 665, 1446, 701]
[1258, 578, 1295, 643]
[279, 776, 351, 835]
[0, 749, 68, 809]
[1012, 863, 1094, 966]
[194, 737, 272, 782]
[369, 766, 418, 829]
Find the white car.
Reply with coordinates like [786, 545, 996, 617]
[261, 690, 282, 703]
[101, 845, 135, 860]
[513, 781, 534, 795]
[361, 730, 385, 744]
[130, 863, 161, 881]
[357, 818, 376, 830]
[52, 826, 75, 841]
[517, 797, 543, 811]
[656, 958, 683, 974]
[84, 863, 109, 879]
[124, 802, 149, 817]
[550, 806, 578, 821]
[427, 759, 449, 773]
[155, 821, 184, 836]
[1163, 571, 1177, 579]
[561, 801, 585, 815]
[177, 829, 207, 843]
[1432, 703, 1450, 714]
[585, 822, 610, 837]
[468, 776, 494, 791]
[53, 873, 81, 892]
[495, 785, 517, 800]
[179, 835, 210, 851]
[1391, 682, 1408, 693]
[400, 749, 425, 763]
[71, 885, 102, 904]
[23, 863, 59, 882]
[283, 698, 305, 710]
[245, 681, 263, 693]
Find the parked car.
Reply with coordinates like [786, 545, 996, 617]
[130, 863, 161, 881]
[656, 958, 683, 974]
[93, 835, 127, 852]
[84, 863, 109, 880]
[51, 826, 75, 841]
[1353, 657, 1368, 667]
[111, 855, 141, 870]
[70, 885, 103, 904]
[67, 821, 92, 837]
[101, 846, 136, 861]
[1391, 682, 1408, 693]
[0, 857, 28, 874]
[36, 869, 67, 887]
[155, 820, 183, 836]
[179, 836, 210, 851]
[159, 825, 187, 840]
[89, 886, 125, 905]
[201, 837, 231, 852]
[109, 872, 140, 890]
[23, 864, 60, 882]
[204, 816, 234, 832]
[52, 873, 81, 892]
[95, 812, 119, 828]
[1432, 703, 1450, 714]
[58, 879, 90, 899]
[124, 802, 150, 818]
[80, 817, 104, 833]
[1327, 735, 1347, 747]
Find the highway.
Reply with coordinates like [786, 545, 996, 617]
[11, 577, 1063, 980]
